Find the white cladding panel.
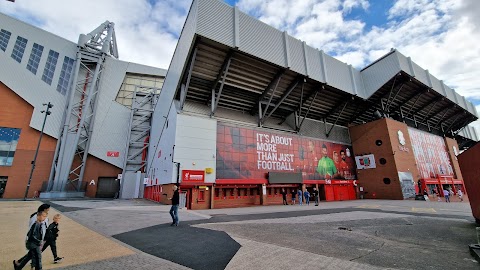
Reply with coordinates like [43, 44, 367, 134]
[430, 76, 443, 95]
[397, 52, 411, 76]
[288, 36, 306, 75]
[324, 54, 355, 95]
[126, 62, 167, 77]
[444, 85, 456, 103]
[360, 52, 401, 98]
[88, 57, 132, 168]
[412, 62, 429, 87]
[466, 101, 478, 117]
[352, 68, 366, 97]
[0, 13, 77, 139]
[455, 92, 466, 109]
[197, 0, 234, 47]
[149, 0, 198, 168]
[305, 46, 324, 83]
[238, 12, 286, 67]
[149, 103, 178, 184]
[175, 114, 217, 183]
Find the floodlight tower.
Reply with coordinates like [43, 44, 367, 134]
[47, 22, 119, 194]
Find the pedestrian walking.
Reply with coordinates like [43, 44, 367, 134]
[291, 189, 296, 205]
[169, 185, 180, 226]
[304, 190, 310, 205]
[13, 211, 47, 270]
[28, 204, 50, 269]
[443, 189, 450, 203]
[42, 214, 64, 264]
[297, 188, 303, 205]
[458, 189, 464, 202]
[423, 188, 429, 201]
[280, 188, 288, 205]
[312, 187, 319, 206]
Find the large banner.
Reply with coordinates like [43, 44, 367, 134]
[408, 127, 454, 179]
[216, 123, 357, 180]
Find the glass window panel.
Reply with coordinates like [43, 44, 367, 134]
[0, 127, 21, 166]
[41, 50, 59, 85]
[26, 43, 44, 75]
[11, 36, 28, 63]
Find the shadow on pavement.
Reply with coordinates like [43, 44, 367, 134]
[114, 223, 241, 270]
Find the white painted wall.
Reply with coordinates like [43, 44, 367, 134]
[148, 102, 178, 184]
[174, 113, 217, 183]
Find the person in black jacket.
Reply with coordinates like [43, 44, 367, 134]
[14, 211, 47, 270]
[169, 185, 180, 226]
[280, 188, 288, 205]
[312, 187, 319, 206]
[43, 214, 64, 263]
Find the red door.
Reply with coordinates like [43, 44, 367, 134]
[325, 186, 335, 201]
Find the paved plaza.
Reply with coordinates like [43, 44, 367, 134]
[1, 198, 478, 269]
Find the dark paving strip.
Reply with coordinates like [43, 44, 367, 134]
[114, 224, 240, 270]
[111, 206, 473, 270]
[41, 201, 91, 213]
[184, 207, 476, 226]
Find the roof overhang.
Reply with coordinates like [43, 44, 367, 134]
[167, 0, 477, 142]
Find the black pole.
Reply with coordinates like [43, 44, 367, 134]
[23, 102, 53, 200]
[176, 162, 180, 186]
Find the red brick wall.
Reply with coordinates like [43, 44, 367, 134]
[444, 137, 463, 180]
[385, 118, 420, 190]
[0, 82, 57, 198]
[349, 118, 404, 199]
[457, 143, 480, 222]
[0, 82, 121, 198]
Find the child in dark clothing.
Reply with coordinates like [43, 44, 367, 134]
[14, 211, 47, 270]
[43, 214, 63, 263]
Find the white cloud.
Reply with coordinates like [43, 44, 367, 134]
[0, 0, 190, 69]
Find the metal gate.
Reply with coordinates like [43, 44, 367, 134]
[96, 177, 120, 198]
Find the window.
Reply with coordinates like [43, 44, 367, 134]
[11, 36, 28, 63]
[41, 50, 59, 85]
[115, 73, 165, 108]
[56, 56, 75, 95]
[0, 29, 12, 51]
[0, 127, 21, 166]
[26, 43, 44, 75]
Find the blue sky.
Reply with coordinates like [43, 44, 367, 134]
[1, 0, 479, 126]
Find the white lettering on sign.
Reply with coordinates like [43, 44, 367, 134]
[189, 175, 203, 181]
[256, 133, 294, 171]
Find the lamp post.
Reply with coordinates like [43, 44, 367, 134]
[23, 102, 53, 200]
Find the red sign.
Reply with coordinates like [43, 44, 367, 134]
[107, 151, 119, 157]
[182, 170, 205, 182]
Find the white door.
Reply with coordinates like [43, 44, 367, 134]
[179, 192, 187, 209]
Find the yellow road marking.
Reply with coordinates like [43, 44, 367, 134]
[411, 207, 437, 213]
[355, 204, 380, 209]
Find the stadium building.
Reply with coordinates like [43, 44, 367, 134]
[146, 0, 478, 209]
[0, 0, 477, 208]
[0, 12, 166, 199]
